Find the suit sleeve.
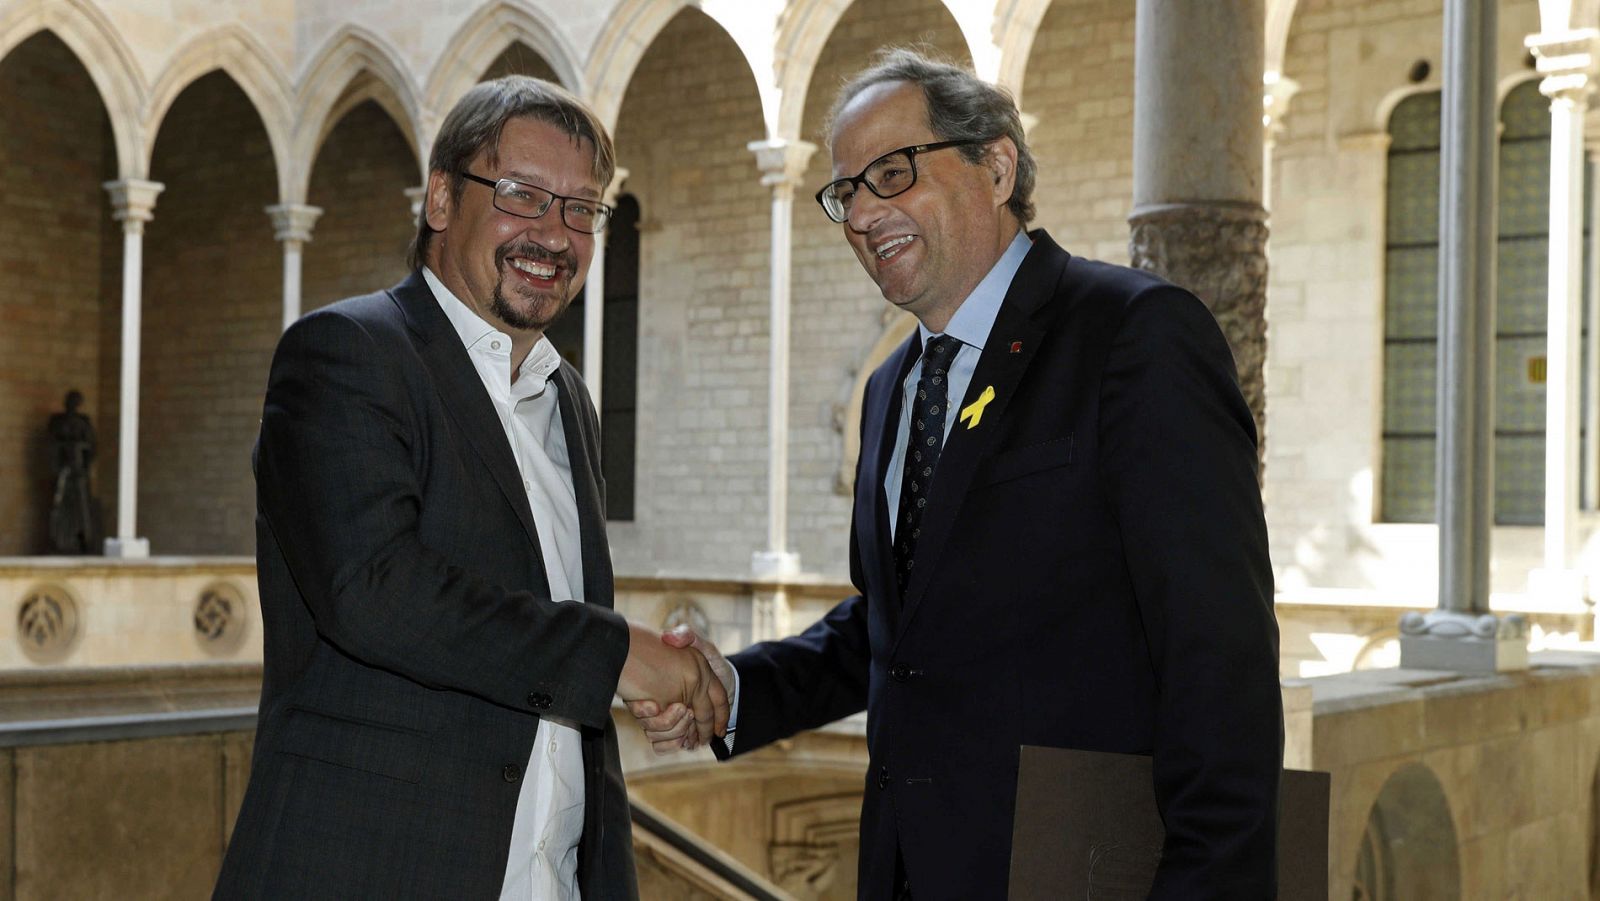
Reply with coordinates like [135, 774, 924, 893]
[714, 398, 880, 758]
[255, 308, 629, 728]
[1096, 286, 1282, 899]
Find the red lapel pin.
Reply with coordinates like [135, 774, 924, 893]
[1009, 340, 1023, 354]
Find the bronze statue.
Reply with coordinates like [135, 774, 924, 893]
[48, 390, 100, 554]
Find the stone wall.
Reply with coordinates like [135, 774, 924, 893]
[782, 0, 972, 579]
[608, 9, 776, 576]
[1266, 0, 1548, 595]
[1022, 0, 1138, 266]
[0, 33, 117, 556]
[141, 72, 280, 555]
[303, 100, 417, 312]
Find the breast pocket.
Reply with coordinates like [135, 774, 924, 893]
[975, 434, 1074, 489]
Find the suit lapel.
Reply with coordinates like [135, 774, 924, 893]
[893, 234, 1073, 644]
[552, 365, 615, 610]
[859, 333, 920, 612]
[388, 272, 548, 569]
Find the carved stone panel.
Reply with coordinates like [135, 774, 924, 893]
[193, 581, 248, 654]
[16, 584, 80, 662]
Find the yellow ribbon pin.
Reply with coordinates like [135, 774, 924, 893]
[960, 385, 996, 430]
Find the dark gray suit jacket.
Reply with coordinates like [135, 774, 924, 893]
[215, 271, 638, 900]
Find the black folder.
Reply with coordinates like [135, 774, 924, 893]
[1009, 746, 1330, 900]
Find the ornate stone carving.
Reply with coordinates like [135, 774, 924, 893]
[194, 582, 247, 652]
[1129, 202, 1269, 462]
[769, 842, 840, 894]
[1399, 610, 1527, 641]
[17, 584, 80, 661]
[659, 596, 710, 637]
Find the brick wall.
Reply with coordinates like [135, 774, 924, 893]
[141, 72, 281, 555]
[0, 33, 117, 556]
[783, 0, 972, 580]
[304, 100, 418, 311]
[609, 8, 773, 576]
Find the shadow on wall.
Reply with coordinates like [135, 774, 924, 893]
[1353, 763, 1460, 900]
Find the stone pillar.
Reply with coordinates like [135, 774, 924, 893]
[1585, 147, 1600, 510]
[747, 139, 816, 580]
[1129, 0, 1269, 454]
[405, 185, 426, 226]
[266, 204, 323, 332]
[582, 169, 629, 407]
[101, 179, 164, 559]
[1399, 0, 1528, 672]
[1262, 71, 1301, 211]
[1528, 31, 1598, 607]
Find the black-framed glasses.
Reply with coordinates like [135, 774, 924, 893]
[814, 139, 987, 223]
[461, 172, 613, 234]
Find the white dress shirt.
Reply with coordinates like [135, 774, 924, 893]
[423, 268, 587, 901]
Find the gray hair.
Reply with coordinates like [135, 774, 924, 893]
[409, 75, 616, 270]
[825, 47, 1035, 225]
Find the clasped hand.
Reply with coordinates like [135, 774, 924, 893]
[617, 622, 731, 751]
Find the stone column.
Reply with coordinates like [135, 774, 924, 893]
[1399, 0, 1528, 671]
[1129, 0, 1269, 454]
[1586, 146, 1600, 510]
[1262, 71, 1301, 211]
[1528, 31, 1598, 607]
[582, 168, 629, 407]
[405, 185, 426, 225]
[747, 138, 816, 581]
[266, 204, 323, 332]
[101, 178, 164, 558]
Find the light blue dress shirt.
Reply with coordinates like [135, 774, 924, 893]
[884, 230, 1032, 539]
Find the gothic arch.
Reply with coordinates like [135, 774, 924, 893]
[588, 0, 770, 134]
[773, 0, 855, 140]
[296, 26, 424, 200]
[992, 0, 1053, 106]
[425, 1, 585, 137]
[144, 26, 294, 199]
[0, 0, 144, 177]
[1266, 0, 1301, 76]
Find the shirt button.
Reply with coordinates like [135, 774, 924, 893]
[891, 663, 911, 682]
[490, 340, 501, 350]
[537, 839, 547, 852]
[523, 479, 532, 492]
[502, 763, 521, 783]
[549, 739, 558, 755]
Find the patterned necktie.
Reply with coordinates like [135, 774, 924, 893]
[894, 334, 961, 599]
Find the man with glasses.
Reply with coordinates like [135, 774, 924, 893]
[217, 76, 727, 901]
[633, 49, 1282, 898]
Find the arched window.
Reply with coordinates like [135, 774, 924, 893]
[1379, 91, 1442, 523]
[1379, 81, 1590, 524]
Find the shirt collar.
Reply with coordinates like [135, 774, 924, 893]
[423, 266, 561, 386]
[917, 229, 1032, 352]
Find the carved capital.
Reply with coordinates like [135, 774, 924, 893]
[1527, 29, 1600, 99]
[748, 139, 818, 191]
[103, 179, 165, 233]
[1263, 71, 1301, 142]
[265, 203, 324, 244]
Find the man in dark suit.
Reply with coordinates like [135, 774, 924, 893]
[633, 49, 1282, 899]
[216, 76, 727, 900]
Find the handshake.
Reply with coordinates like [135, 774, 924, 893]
[617, 622, 732, 753]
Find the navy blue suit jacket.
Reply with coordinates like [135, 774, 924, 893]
[721, 232, 1281, 899]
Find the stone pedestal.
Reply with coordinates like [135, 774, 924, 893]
[1398, 610, 1529, 674]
